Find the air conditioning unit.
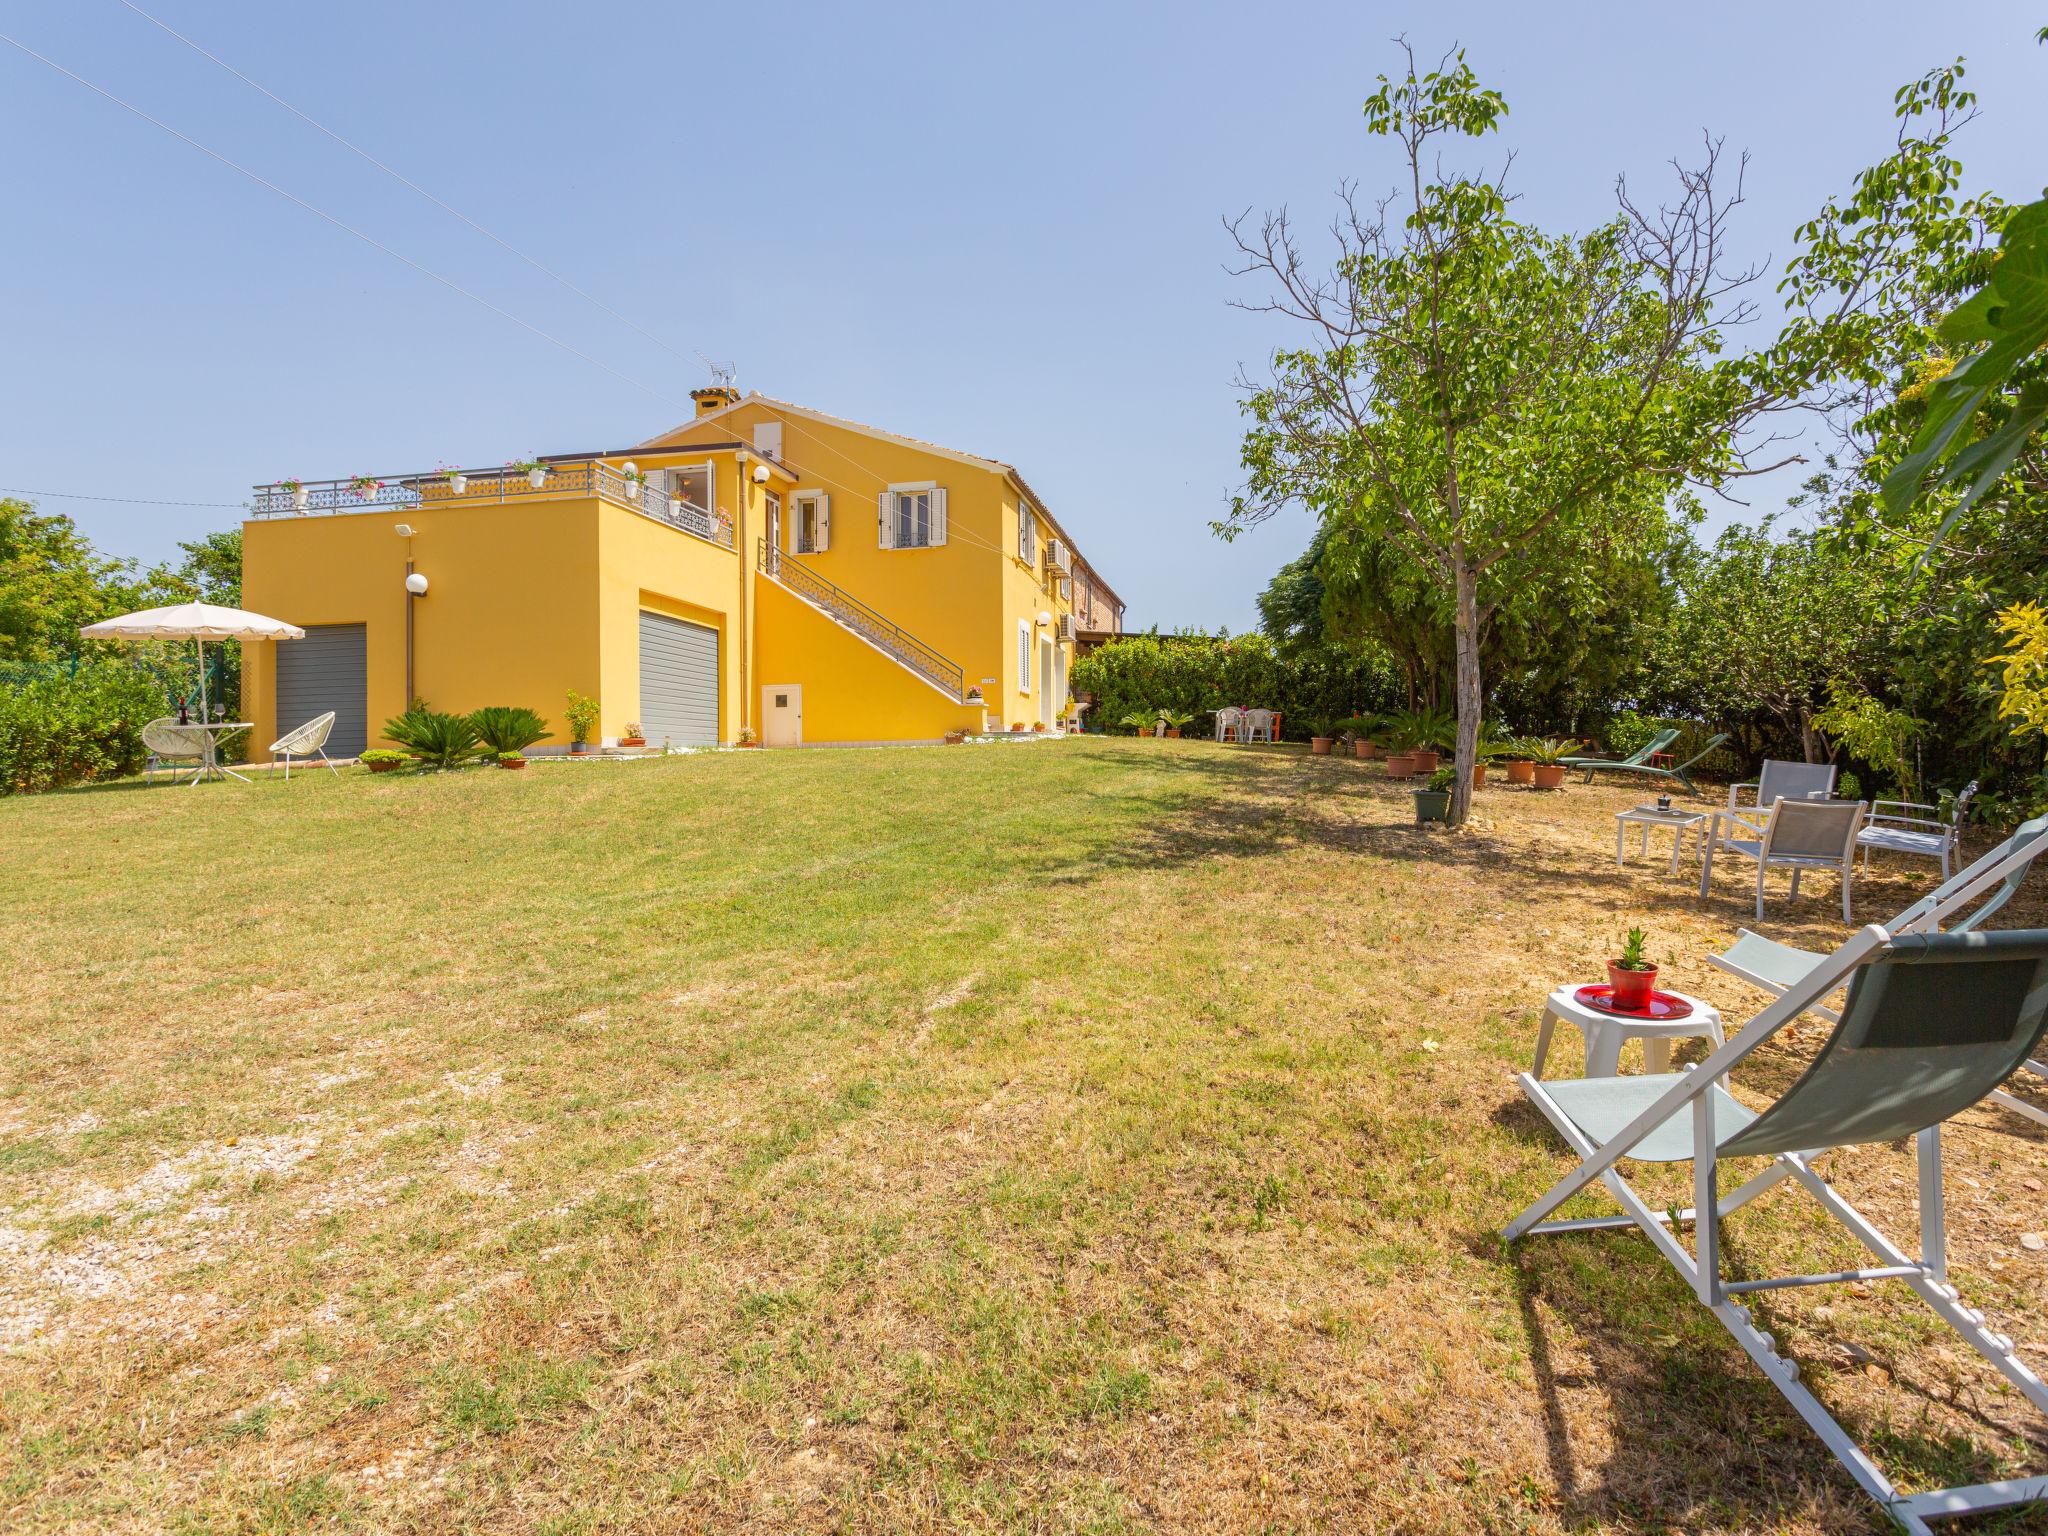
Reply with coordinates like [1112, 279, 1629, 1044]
[1049, 538, 1072, 574]
[1057, 614, 1075, 643]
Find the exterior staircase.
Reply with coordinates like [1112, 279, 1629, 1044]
[756, 541, 967, 702]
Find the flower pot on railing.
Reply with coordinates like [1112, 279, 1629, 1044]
[291, 488, 309, 512]
[668, 496, 684, 519]
[527, 468, 548, 490]
[447, 474, 468, 495]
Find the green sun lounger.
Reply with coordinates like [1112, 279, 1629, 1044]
[1563, 729, 1729, 796]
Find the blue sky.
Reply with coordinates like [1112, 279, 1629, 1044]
[3, 3, 2043, 631]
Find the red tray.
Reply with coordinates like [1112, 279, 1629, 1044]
[1573, 984, 1693, 1020]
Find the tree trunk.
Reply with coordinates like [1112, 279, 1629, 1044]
[1450, 555, 1482, 827]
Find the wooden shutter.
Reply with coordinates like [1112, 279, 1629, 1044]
[814, 493, 831, 552]
[878, 490, 894, 549]
[930, 487, 947, 546]
[786, 495, 799, 553]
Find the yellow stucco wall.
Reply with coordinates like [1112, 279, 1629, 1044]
[646, 400, 1079, 731]
[753, 578, 983, 744]
[243, 492, 741, 757]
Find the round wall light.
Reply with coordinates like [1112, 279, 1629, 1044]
[751, 464, 771, 484]
[405, 572, 429, 596]
[1037, 610, 1053, 628]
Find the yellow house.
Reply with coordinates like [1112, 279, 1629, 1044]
[241, 389, 1124, 756]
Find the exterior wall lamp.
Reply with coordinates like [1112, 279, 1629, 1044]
[405, 572, 429, 596]
[751, 464, 771, 484]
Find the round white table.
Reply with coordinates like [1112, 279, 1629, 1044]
[1615, 805, 1708, 873]
[186, 721, 253, 784]
[1532, 984, 1725, 1078]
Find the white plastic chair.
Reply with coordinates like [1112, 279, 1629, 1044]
[141, 717, 208, 785]
[269, 710, 339, 780]
[1858, 780, 1975, 881]
[1699, 795, 1867, 921]
[1214, 706, 1243, 743]
[1242, 708, 1276, 743]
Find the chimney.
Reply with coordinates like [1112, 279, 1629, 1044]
[691, 385, 740, 417]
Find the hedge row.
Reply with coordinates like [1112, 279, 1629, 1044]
[0, 660, 170, 795]
[1070, 633, 1402, 738]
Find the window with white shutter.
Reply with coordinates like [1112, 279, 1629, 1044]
[791, 492, 830, 553]
[1017, 620, 1032, 694]
[880, 483, 945, 548]
[1019, 507, 1037, 565]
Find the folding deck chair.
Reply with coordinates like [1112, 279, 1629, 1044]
[1506, 829, 2048, 1534]
[1710, 814, 2048, 1129]
[1565, 730, 1731, 796]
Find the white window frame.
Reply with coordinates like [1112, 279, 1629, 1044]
[1018, 505, 1037, 566]
[880, 481, 945, 549]
[1017, 619, 1032, 695]
[790, 490, 829, 554]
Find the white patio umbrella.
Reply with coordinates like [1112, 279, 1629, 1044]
[80, 601, 304, 721]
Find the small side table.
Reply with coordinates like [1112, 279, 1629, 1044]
[1615, 805, 1707, 874]
[1532, 984, 1726, 1078]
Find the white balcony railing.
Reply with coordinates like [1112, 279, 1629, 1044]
[250, 461, 735, 549]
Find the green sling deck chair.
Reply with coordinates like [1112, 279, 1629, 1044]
[1710, 813, 2048, 1130]
[1505, 829, 2048, 1534]
[1561, 728, 1729, 796]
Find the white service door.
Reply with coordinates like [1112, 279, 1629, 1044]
[762, 684, 803, 748]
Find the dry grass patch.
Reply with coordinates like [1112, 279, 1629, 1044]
[1, 738, 2044, 1533]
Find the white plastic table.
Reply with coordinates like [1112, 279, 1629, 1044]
[1615, 805, 1707, 873]
[1532, 983, 1725, 1078]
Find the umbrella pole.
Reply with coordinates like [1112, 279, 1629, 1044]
[197, 638, 209, 721]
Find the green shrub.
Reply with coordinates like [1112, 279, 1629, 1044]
[383, 708, 482, 770]
[0, 659, 166, 795]
[470, 706, 550, 755]
[1070, 631, 1400, 740]
[358, 749, 411, 768]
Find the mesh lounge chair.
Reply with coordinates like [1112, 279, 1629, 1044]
[1699, 795, 1866, 921]
[1567, 730, 1729, 796]
[1506, 867, 2048, 1533]
[1711, 813, 2048, 1129]
[141, 716, 208, 785]
[269, 710, 339, 781]
[1561, 726, 1680, 779]
[1730, 756, 1838, 811]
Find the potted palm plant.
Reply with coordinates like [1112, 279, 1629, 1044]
[1525, 737, 1573, 790]
[1309, 717, 1334, 756]
[1339, 714, 1382, 759]
[1160, 709, 1193, 739]
[1414, 765, 1456, 823]
[1607, 926, 1658, 1009]
[1119, 708, 1158, 737]
[1501, 735, 1537, 786]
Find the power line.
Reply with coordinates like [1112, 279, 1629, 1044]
[113, 0, 721, 378]
[0, 30, 691, 413]
[2, 486, 248, 508]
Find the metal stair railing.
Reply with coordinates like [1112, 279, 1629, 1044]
[756, 540, 966, 701]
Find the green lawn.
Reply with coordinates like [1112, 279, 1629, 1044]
[3, 740, 2045, 1533]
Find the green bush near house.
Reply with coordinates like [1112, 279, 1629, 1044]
[1071, 631, 1401, 740]
[469, 706, 551, 756]
[383, 708, 483, 771]
[0, 660, 166, 795]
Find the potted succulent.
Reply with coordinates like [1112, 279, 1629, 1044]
[497, 750, 527, 771]
[348, 473, 384, 502]
[1160, 708, 1193, 739]
[1383, 748, 1417, 778]
[1118, 709, 1157, 737]
[1607, 926, 1658, 1009]
[563, 689, 600, 755]
[735, 725, 759, 748]
[1525, 737, 1573, 790]
[508, 456, 548, 490]
[1338, 714, 1381, 759]
[281, 475, 308, 512]
[359, 748, 410, 774]
[1308, 717, 1334, 756]
[619, 721, 647, 748]
[1413, 765, 1455, 823]
[439, 461, 467, 495]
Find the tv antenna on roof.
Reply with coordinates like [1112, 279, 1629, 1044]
[708, 361, 737, 391]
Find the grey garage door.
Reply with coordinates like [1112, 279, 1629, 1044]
[639, 612, 719, 747]
[275, 623, 368, 758]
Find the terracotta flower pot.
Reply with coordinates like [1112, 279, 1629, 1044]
[1532, 763, 1566, 789]
[1607, 961, 1658, 1010]
[944, 730, 966, 745]
[1471, 761, 1487, 789]
[1353, 739, 1371, 759]
[619, 736, 646, 748]
[1505, 759, 1535, 785]
[1384, 752, 1415, 778]
[367, 759, 402, 774]
[1165, 727, 1181, 738]
[1409, 750, 1441, 774]
[1311, 736, 1332, 755]
[499, 758, 526, 770]
[1360, 741, 1384, 759]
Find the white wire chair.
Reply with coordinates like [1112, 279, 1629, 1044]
[140, 717, 209, 785]
[268, 710, 340, 780]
